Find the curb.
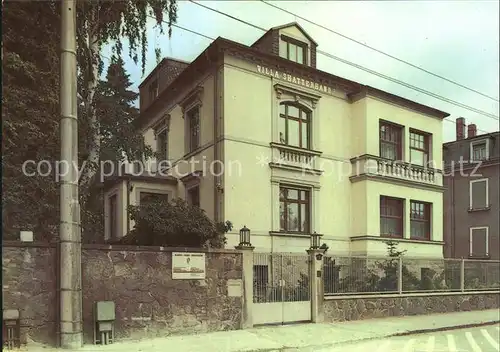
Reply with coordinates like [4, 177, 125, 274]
[391, 320, 500, 337]
[251, 320, 500, 351]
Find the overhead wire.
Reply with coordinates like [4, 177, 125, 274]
[260, 0, 500, 103]
[189, 0, 499, 122]
[144, 11, 496, 134]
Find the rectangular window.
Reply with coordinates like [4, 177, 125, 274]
[469, 178, 489, 209]
[187, 186, 200, 208]
[471, 141, 488, 161]
[156, 129, 168, 162]
[280, 36, 307, 65]
[187, 107, 200, 152]
[139, 192, 169, 206]
[410, 129, 430, 166]
[379, 121, 403, 160]
[109, 194, 118, 240]
[279, 186, 310, 233]
[279, 103, 310, 149]
[410, 200, 431, 240]
[469, 227, 489, 257]
[149, 79, 159, 102]
[380, 196, 404, 238]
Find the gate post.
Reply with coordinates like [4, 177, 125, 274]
[307, 233, 325, 323]
[236, 226, 254, 329]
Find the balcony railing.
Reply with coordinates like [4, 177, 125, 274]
[350, 154, 441, 185]
[269, 143, 322, 174]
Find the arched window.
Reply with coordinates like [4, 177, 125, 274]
[278, 103, 310, 149]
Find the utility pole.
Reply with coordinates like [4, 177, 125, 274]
[59, 0, 83, 348]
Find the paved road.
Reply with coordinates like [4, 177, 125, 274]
[314, 324, 500, 352]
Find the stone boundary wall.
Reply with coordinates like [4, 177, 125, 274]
[324, 292, 500, 322]
[2, 242, 243, 345]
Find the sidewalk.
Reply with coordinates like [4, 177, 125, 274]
[22, 309, 500, 351]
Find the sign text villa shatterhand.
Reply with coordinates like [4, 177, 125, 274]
[256, 65, 334, 95]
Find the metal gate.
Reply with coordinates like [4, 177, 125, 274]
[253, 253, 311, 325]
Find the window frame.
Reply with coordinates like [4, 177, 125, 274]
[469, 226, 489, 257]
[279, 102, 311, 149]
[469, 178, 489, 209]
[379, 120, 403, 161]
[108, 193, 118, 240]
[409, 128, 431, 167]
[279, 185, 311, 234]
[187, 106, 201, 153]
[186, 184, 200, 208]
[155, 128, 169, 162]
[379, 196, 404, 238]
[409, 200, 431, 240]
[280, 35, 308, 65]
[149, 79, 159, 101]
[138, 191, 170, 206]
[470, 139, 489, 161]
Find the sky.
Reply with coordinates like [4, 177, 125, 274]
[103, 0, 500, 143]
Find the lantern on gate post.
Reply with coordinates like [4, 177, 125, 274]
[238, 225, 251, 247]
[310, 231, 321, 250]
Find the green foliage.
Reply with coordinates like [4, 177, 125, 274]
[2, 0, 172, 241]
[114, 198, 232, 248]
[76, 0, 178, 75]
[328, 241, 447, 294]
[2, 0, 61, 240]
[97, 57, 154, 163]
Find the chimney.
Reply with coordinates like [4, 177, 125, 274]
[467, 124, 477, 138]
[456, 117, 466, 140]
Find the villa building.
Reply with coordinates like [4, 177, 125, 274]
[443, 118, 500, 260]
[104, 22, 449, 258]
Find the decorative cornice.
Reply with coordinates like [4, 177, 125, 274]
[269, 162, 323, 176]
[350, 235, 444, 246]
[152, 113, 171, 133]
[180, 170, 204, 184]
[349, 174, 445, 192]
[274, 83, 322, 109]
[179, 86, 204, 115]
[270, 142, 322, 157]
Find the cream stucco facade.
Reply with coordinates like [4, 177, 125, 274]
[104, 23, 449, 258]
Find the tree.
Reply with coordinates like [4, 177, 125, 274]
[2, 0, 178, 241]
[2, 0, 61, 240]
[81, 57, 153, 242]
[76, 0, 178, 190]
[114, 198, 232, 248]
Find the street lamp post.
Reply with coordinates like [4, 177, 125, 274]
[238, 225, 252, 247]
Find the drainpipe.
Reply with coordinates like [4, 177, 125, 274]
[126, 178, 131, 234]
[450, 177, 455, 258]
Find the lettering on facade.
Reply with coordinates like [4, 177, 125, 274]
[256, 65, 334, 95]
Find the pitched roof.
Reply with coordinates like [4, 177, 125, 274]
[251, 21, 318, 48]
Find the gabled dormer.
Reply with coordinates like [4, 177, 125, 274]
[251, 22, 318, 68]
[138, 57, 190, 112]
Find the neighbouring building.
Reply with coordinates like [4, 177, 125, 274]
[104, 22, 450, 258]
[443, 118, 500, 260]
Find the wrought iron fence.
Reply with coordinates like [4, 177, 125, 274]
[323, 256, 500, 295]
[253, 253, 310, 303]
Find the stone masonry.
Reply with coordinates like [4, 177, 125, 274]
[2, 242, 243, 346]
[324, 293, 500, 322]
[2, 243, 58, 345]
[81, 245, 243, 343]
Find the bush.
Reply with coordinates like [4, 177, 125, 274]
[112, 197, 232, 248]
